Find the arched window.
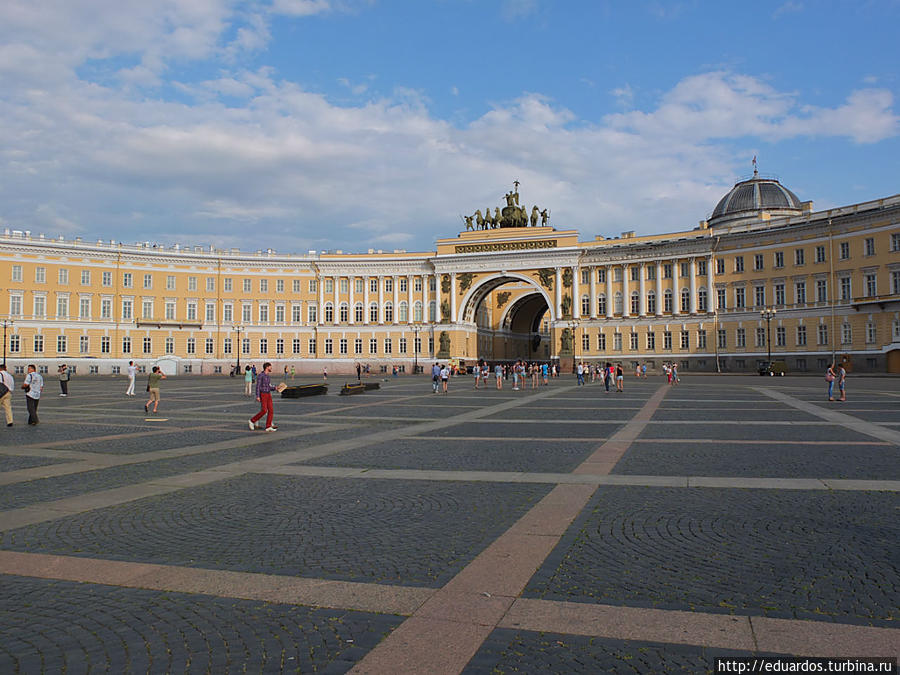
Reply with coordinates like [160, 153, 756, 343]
[614, 292, 623, 314]
[339, 302, 348, 323]
[398, 301, 408, 323]
[384, 302, 393, 323]
[664, 290, 673, 313]
[413, 301, 423, 322]
[681, 288, 690, 313]
[429, 301, 437, 322]
[581, 295, 590, 316]
[369, 302, 378, 323]
[698, 287, 708, 312]
[354, 302, 364, 323]
[630, 291, 640, 315]
[647, 291, 657, 314]
[324, 302, 334, 323]
[597, 293, 607, 315]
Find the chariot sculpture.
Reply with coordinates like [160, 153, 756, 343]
[464, 182, 550, 230]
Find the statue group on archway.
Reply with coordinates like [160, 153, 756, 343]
[464, 183, 549, 230]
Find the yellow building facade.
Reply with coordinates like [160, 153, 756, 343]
[2, 175, 899, 376]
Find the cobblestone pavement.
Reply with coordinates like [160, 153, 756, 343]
[1, 373, 898, 673]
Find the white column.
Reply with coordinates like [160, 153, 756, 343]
[422, 274, 429, 322]
[348, 275, 355, 325]
[378, 276, 384, 324]
[656, 261, 664, 316]
[622, 264, 630, 318]
[450, 272, 457, 322]
[317, 274, 324, 325]
[606, 265, 614, 318]
[589, 266, 597, 319]
[555, 267, 562, 319]
[672, 261, 680, 316]
[638, 263, 647, 317]
[407, 274, 414, 324]
[572, 266, 581, 319]
[392, 275, 399, 324]
[363, 276, 370, 325]
[707, 255, 715, 313]
[689, 258, 697, 314]
[333, 276, 339, 324]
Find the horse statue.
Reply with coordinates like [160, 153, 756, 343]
[493, 207, 502, 228]
[530, 206, 540, 227]
[474, 209, 484, 230]
[484, 208, 494, 229]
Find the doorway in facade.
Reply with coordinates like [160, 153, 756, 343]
[467, 279, 550, 362]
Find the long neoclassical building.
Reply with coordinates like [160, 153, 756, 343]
[2, 172, 899, 376]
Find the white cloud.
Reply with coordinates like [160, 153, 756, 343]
[502, 0, 539, 21]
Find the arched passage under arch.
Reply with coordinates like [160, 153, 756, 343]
[460, 274, 552, 361]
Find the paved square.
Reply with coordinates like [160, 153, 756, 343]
[1, 373, 898, 672]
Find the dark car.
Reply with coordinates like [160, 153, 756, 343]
[758, 360, 787, 376]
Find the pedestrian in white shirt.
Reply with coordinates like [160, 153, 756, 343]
[126, 361, 137, 396]
[0, 364, 14, 427]
[23, 364, 44, 426]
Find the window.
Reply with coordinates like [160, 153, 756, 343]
[717, 329, 726, 349]
[864, 237, 875, 256]
[893, 270, 900, 295]
[241, 338, 250, 354]
[613, 267, 623, 282]
[292, 304, 302, 323]
[9, 295, 22, 317]
[292, 279, 301, 293]
[206, 303, 216, 322]
[369, 278, 377, 293]
[121, 299, 132, 320]
[775, 326, 786, 347]
[81, 297, 92, 318]
[795, 281, 806, 305]
[614, 292, 623, 315]
[646, 292, 656, 314]
[414, 336, 422, 354]
[735, 328, 746, 348]
[734, 287, 745, 309]
[840, 241, 850, 259]
[398, 337, 407, 354]
[630, 292, 639, 315]
[34, 334, 45, 353]
[58, 335, 68, 353]
[207, 277, 215, 292]
[647, 265, 656, 281]
[698, 329, 708, 350]
[384, 338, 392, 354]
[679, 262, 689, 278]
[754, 286, 765, 307]
[398, 302, 408, 323]
[697, 260, 707, 276]
[716, 288, 726, 311]
[698, 287, 708, 312]
[143, 337, 152, 353]
[309, 279, 318, 293]
[646, 332, 655, 350]
[324, 303, 333, 322]
[340, 338, 348, 354]
[187, 302, 198, 321]
[663, 264, 673, 279]
[385, 302, 393, 323]
[369, 303, 379, 323]
[10, 334, 20, 353]
[756, 327, 766, 347]
[796, 325, 807, 346]
[308, 338, 317, 354]
[355, 338, 363, 354]
[815, 246, 826, 263]
[57, 296, 68, 318]
[413, 301, 423, 323]
[123, 273, 133, 288]
[276, 279, 283, 293]
[775, 283, 785, 306]
[774, 251, 784, 268]
[816, 279, 827, 303]
[338, 303, 348, 323]
[841, 323, 852, 345]
[80, 335, 89, 353]
[865, 274, 877, 297]
[35, 267, 46, 283]
[795, 249, 805, 266]
[630, 266, 639, 282]
[187, 276, 197, 291]
[754, 254, 764, 271]
[81, 269, 90, 285]
[101, 298, 112, 319]
[597, 332, 607, 350]
[143, 273, 153, 289]
[597, 269, 606, 283]
[276, 338, 284, 355]
[243, 278, 252, 293]
[58, 268, 69, 285]
[581, 295, 590, 316]
[597, 294, 607, 315]
[663, 331, 672, 350]
[100, 336, 109, 353]
[224, 278, 233, 292]
[308, 304, 317, 323]
[734, 256, 744, 273]
[360, 278, 369, 293]
[292, 338, 301, 354]
[629, 332, 638, 351]
[167, 275, 176, 290]
[260, 279, 268, 293]
[664, 290, 673, 313]
[166, 302, 176, 320]
[891, 232, 900, 252]
[275, 304, 284, 322]
[369, 338, 378, 354]
[613, 332, 622, 350]
[187, 338, 196, 354]
[680, 331, 689, 350]
[817, 324, 828, 346]
[102, 271, 112, 287]
[840, 277, 851, 301]
[581, 269, 590, 285]
[11, 265, 23, 282]
[258, 338, 267, 354]
[384, 278, 393, 293]
[680, 288, 690, 313]
[398, 278, 407, 293]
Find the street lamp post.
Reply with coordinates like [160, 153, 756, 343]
[568, 319, 579, 373]
[412, 324, 421, 375]
[1, 318, 12, 368]
[760, 307, 776, 368]
[233, 324, 243, 374]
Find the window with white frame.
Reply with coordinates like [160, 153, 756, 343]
[698, 287, 707, 311]
[841, 323, 852, 344]
[80, 335, 89, 353]
[166, 337, 174, 354]
[242, 338, 250, 354]
[324, 278, 333, 293]
[276, 279, 284, 293]
[187, 338, 196, 354]
[308, 304, 317, 323]
[774, 251, 784, 268]
[121, 299, 132, 320]
[754, 254, 764, 271]
[355, 338, 363, 354]
[324, 302, 333, 322]
[369, 302, 379, 323]
[242, 304, 252, 322]
[324, 338, 332, 354]
[630, 332, 638, 351]
[9, 334, 20, 353]
[865, 273, 877, 297]
[794, 249, 805, 266]
[384, 302, 393, 322]
[99, 336, 109, 353]
[292, 338, 301, 354]
[292, 279, 301, 293]
[796, 325, 807, 346]
[597, 294, 607, 315]
[735, 328, 746, 348]
[665, 289, 674, 312]
[369, 338, 377, 354]
[613, 332, 622, 350]
[398, 338, 407, 354]
[223, 303, 233, 322]
[840, 277, 851, 301]
[816, 279, 827, 303]
[258, 338, 267, 354]
[224, 278, 233, 292]
[646, 292, 656, 314]
[35, 267, 46, 283]
[100, 298, 111, 319]
[58, 335, 68, 353]
[206, 338, 215, 354]
[681, 288, 690, 312]
[840, 241, 850, 259]
[275, 304, 284, 322]
[243, 278, 251, 293]
[775, 326, 786, 347]
[817, 324, 828, 346]
[756, 327, 766, 347]
[102, 271, 113, 287]
[680, 330, 690, 350]
[166, 301, 176, 320]
[413, 301, 422, 322]
[646, 332, 655, 350]
[697, 330, 707, 349]
[754, 286, 765, 307]
[57, 296, 68, 318]
[384, 278, 393, 293]
[58, 268, 69, 285]
[123, 272, 133, 288]
[339, 303, 349, 323]
[866, 322, 876, 343]
[258, 303, 268, 322]
[663, 330, 673, 350]
[291, 304, 302, 322]
[892, 270, 900, 295]
[143, 273, 152, 289]
[276, 338, 284, 354]
[260, 279, 268, 293]
[206, 277, 215, 292]
[864, 237, 875, 256]
[80, 297, 91, 318]
[206, 303, 215, 322]
[186, 302, 197, 321]
[187, 276, 197, 291]
[308, 338, 316, 354]
[11, 265, 23, 282]
[81, 269, 90, 285]
[167, 275, 176, 290]
[795, 281, 806, 305]
[143, 337, 152, 353]
[597, 332, 607, 350]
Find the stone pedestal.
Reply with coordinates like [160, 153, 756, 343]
[560, 355, 575, 374]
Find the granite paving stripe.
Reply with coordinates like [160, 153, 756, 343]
[0, 575, 403, 674]
[757, 387, 900, 446]
[639, 421, 875, 442]
[430, 421, 625, 439]
[0, 474, 554, 588]
[652, 408, 821, 422]
[0, 455, 75, 473]
[0, 551, 433, 615]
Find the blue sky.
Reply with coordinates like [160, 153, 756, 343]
[1, 0, 897, 254]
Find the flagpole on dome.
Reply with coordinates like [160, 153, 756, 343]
[752, 155, 758, 178]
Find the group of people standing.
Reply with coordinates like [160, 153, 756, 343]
[825, 363, 847, 401]
[0, 364, 45, 426]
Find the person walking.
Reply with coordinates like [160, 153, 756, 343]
[144, 366, 166, 414]
[837, 364, 847, 401]
[291, 365, 296, 380]
[58, 364, 70, 396]
[0, 364, 14, 427]
[576, 362, 585, 386]
[615, 363, 624, 392]
[440, 363, 450, 394]
[244, 365, 253, 396]
[249, 362, 278, 431]
[431, 362, 441, 393]
[826, 363, 836, 401]
[125, 361, 137, 396]
[356, 363, 361, 381]
[23, 364, 44, 425]
[494, 363, 503, 390]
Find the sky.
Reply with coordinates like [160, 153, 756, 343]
[1, 0, 898, 255]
